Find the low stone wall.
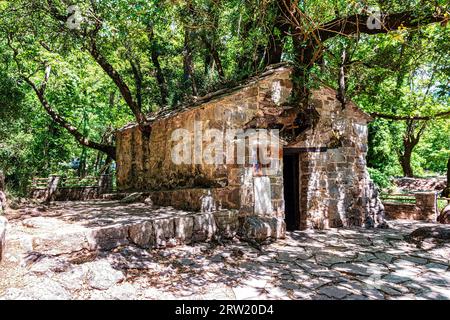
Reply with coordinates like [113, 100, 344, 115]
[149, 187, 240, 211]
[10, 211, 241, 256]
[127, 212, 227, 249]
[55, 187, 100, 201]
[383, 192, 437, 222]
[31, 187, 100, 201]
[383, 203, 424, 220]
[394, 177, 446, 192]
[147, 187, 285, 241]
[239, 216, 285, 242]
[30, 175, 114, 202]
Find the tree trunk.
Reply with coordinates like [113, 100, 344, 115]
[278, 0, 317, 108]
[0, 170, 4, 192]
[265, 28, 287, 65]
[236, 20, 252, 73]
[337, 49, 348, 108]
[291, 36, 315, 107]
[147, 25, 168, 106]
[399, 143, 414, 177]
[202, 2, 225, 81]
[201, 35, 225, 81]
[398, 120, 427, 178]
[264, 2, 290, 66]
[130, 59, 143, 111]
[447, 157, 450, 189]
[183, 28, 198, 96]
[204, 51, 213, 75]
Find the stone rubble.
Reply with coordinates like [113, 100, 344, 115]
[438, 204, 450, 224]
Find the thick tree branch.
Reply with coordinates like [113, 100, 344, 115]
[88, 40, 149, 132]
[45, 0, 150, 133]
[416, 121, 428, 140]
[319, 11, 447, 41]
[201, 34, 225, 81]
[21, 66, 116, 160]
[129, 58, 143, 111]
[264, 1, 291, 66]
[147, 24, 169, 106]
[371, 110, 450, 121]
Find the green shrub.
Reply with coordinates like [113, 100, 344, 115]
[368, 167, 393, 190]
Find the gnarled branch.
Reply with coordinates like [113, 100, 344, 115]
[319, 11, 447, 41]
[22, 65, 116, 160]
[45, 0, 150, 133]
[371, 110, 450, 121]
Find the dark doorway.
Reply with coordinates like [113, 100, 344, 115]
[283, 151, 300, 231]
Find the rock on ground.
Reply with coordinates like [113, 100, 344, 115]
[119, 192, 145, 204]
[437, 204, 450, 224]
[239, 216, 285, 242]
[0, 191, 6, 214]
[405, 226, 450, 243]
[1, 278, 71, 300]
[0, 216, 7, 262]
[29, 257, 71, 275]
[85, 260, 125, 290]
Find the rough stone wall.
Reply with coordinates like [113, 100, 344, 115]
[290, 87, 381, 229]
[31, 187, 100, 201]
[116, 67, 292, 226]
[116, 68, 292, 193]
[383, 192, 437, 222]
[116, 65, 382, 236]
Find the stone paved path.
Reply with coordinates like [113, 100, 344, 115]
[1, 216, 449, 300]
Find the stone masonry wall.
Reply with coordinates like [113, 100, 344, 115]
[116, 67, 292, 193]
[31, 187, 100, 201]
[116, 65, 383, 237]
[383, 192, 437, 222]
[116, 67, 293, 240]
[290, 87, 382, 229]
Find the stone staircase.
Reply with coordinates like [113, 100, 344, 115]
[4, 202, 239, 261]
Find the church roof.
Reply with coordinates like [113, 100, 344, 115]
[118, 63, 371, 132]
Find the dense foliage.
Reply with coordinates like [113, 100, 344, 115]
[0, 0, 449, 194]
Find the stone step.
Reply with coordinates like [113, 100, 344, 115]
[4, 200, 285, 265]
[6, 211, 240, 258]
